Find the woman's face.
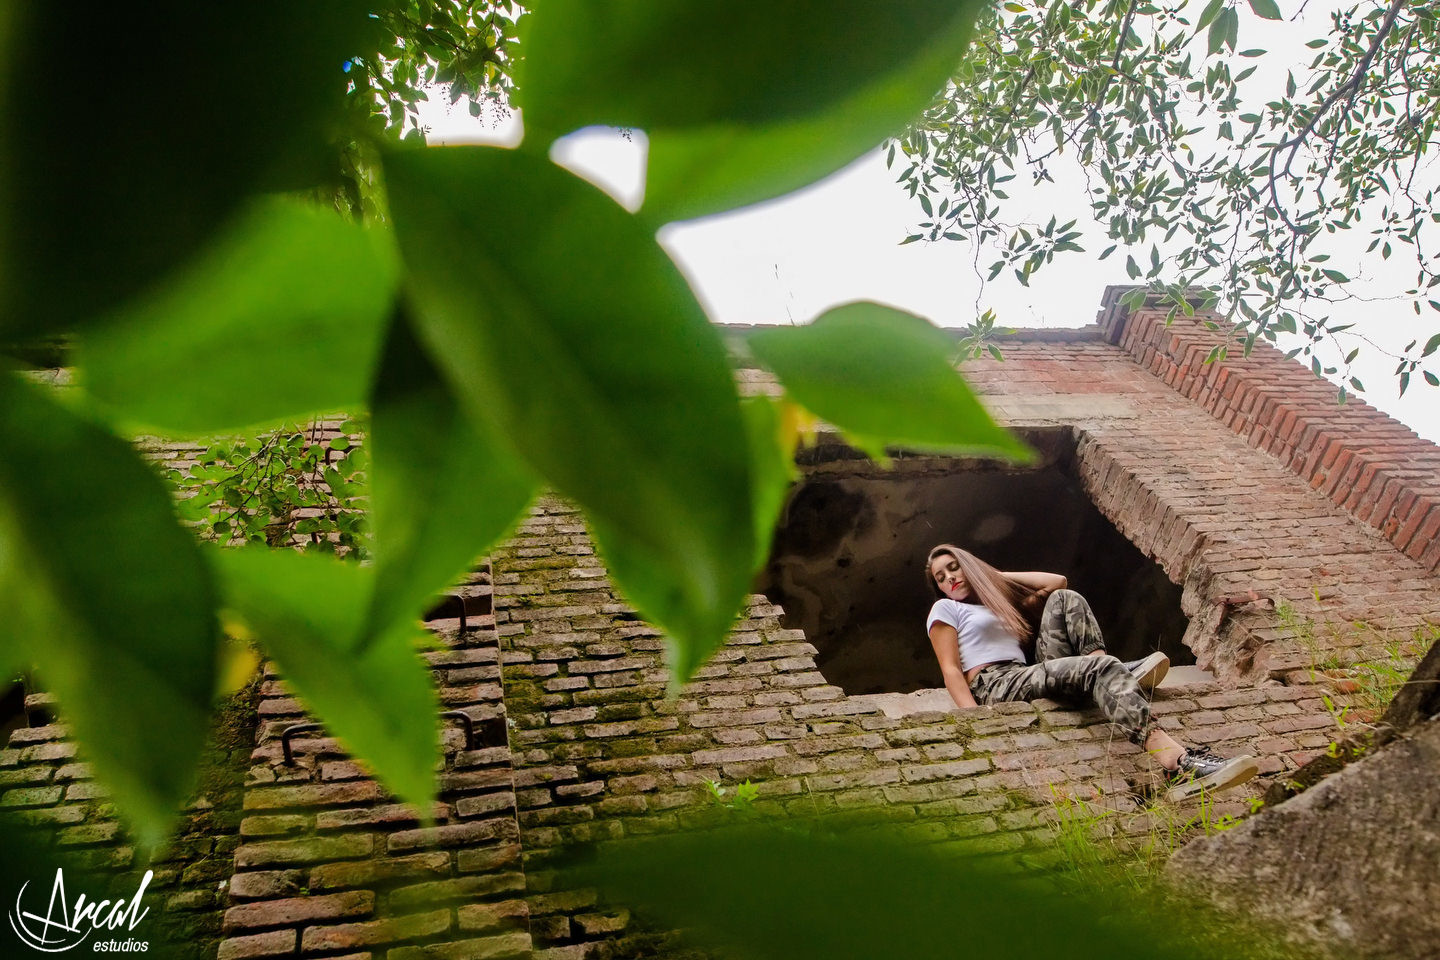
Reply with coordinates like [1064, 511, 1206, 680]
[930, 553, 971, 600]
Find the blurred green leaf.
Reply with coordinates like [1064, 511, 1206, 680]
[0, 373, 217, 848]
[520, 1, 984, 221]
[387, 146, 755, 681]
[78, 198, 399, 436]
[1, 2, 376, 337]
[365, 310, 537, 641]
[210, 546, 440, 812]
[741, 397, 799, 570]
[563, 825, 1198, 960]
[746, 303, 1031, 462]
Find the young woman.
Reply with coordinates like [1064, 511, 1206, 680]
[924, 544, 1259, 801]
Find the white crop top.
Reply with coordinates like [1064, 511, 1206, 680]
[926, 598, 1025, 672]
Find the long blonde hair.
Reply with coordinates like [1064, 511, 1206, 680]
[925, 544, 1035, 641]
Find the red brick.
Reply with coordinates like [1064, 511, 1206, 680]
[228, 870, 306, 901]
[899, 759, 991, 782]
[234, 835, 374, 868]
[300, 909, 451, 952]
[224, 891, 375, 932]
[244, 782, 387, 811]
[309, 852, 451, 891]
[388, 932, 532, 960]
[217, 929, 298, 960]
[387, 819, 518, 854]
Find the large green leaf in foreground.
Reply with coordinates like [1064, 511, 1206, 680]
[565, 826, 1201, 960]
[519, 0, 985, 221]
[0, 2, 374, 337]
[79, 198, 399, 436]
[365, 311, 537, 641]
[386, 146, 755, 681]
[741, 397, 800, 572]
[0, 373, 217, 848]
[748, 303, 1032, 462]
[211, 547, 439, 813]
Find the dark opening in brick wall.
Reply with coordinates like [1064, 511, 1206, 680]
[757, 428, 1193, 695]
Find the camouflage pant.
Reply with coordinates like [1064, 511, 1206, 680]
[968, 589, 1152, 744]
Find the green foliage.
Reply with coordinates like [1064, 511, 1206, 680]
[166, 422, 370, 558]
[365, 312, 536, 641]
[740, 397, 803, 571]
[896, 0, 1440, 395]
[0, 375, 216, 849]
[520, 1, 987, 222]
[1279, 597, 1432, 718]
[0, 2, 375, 337]
[211, 547, 441, 815]
[79, 199, 399, 436]
[704, 778, 760, 814]
[347, 1, 522, 138]
[562, 822, 1299, 959]
[389, 144, 760, 680]
[747, 302, 1032, 462]
[0, 1, 1012, 841]
[1036, 795, 1319, 960]
[1046, 785, 1245, 893]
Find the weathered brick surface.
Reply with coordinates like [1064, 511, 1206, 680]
[480, 313, 1438, 955]
[216, 565, 534, 960]
[5, 309, 1437, 960]
[1096, 290, 1440, 573]
[0, 678, 259, 960]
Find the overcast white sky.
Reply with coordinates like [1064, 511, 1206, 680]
[415, 13, 1440, 444]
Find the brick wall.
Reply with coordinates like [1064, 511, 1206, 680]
[1097, 288, 1440, 572]
[489, 498, 1359, 958]
[951, 328, 1438, 683]
[5, 304, 1438, 959]
[0, 681, 256, 958]
[215, 567, 532, 960]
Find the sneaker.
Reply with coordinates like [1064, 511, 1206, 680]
[1125, 651, 1170, 693]
[1165, 747, 1260, 802]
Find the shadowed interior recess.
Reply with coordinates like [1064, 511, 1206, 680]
[757, 428, 1193, 696]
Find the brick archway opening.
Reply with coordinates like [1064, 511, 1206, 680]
[757, 427, 1194, 695]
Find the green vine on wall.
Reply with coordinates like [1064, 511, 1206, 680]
[166, 421, 369, 559]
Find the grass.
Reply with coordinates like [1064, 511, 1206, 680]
[1038, 785, 1326, 960]
[1274, 597, 1433, 719]
[1045, 783, 1248, 890]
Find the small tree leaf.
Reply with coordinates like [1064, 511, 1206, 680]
[387, 146, 756, 683]
[1195, 0, 1226, 29]
[79, 198, 399, 436]
[1208, 8, 1237, 55]
[0, 373, 218, 849]
[365, 309, 538, 641]
[746, 303, 1031, 462]
[210, 546, 440, 813]
[1247, 0, 1282, 20]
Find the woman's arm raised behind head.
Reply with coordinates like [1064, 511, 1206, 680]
[1001, 570, 1067, 594]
